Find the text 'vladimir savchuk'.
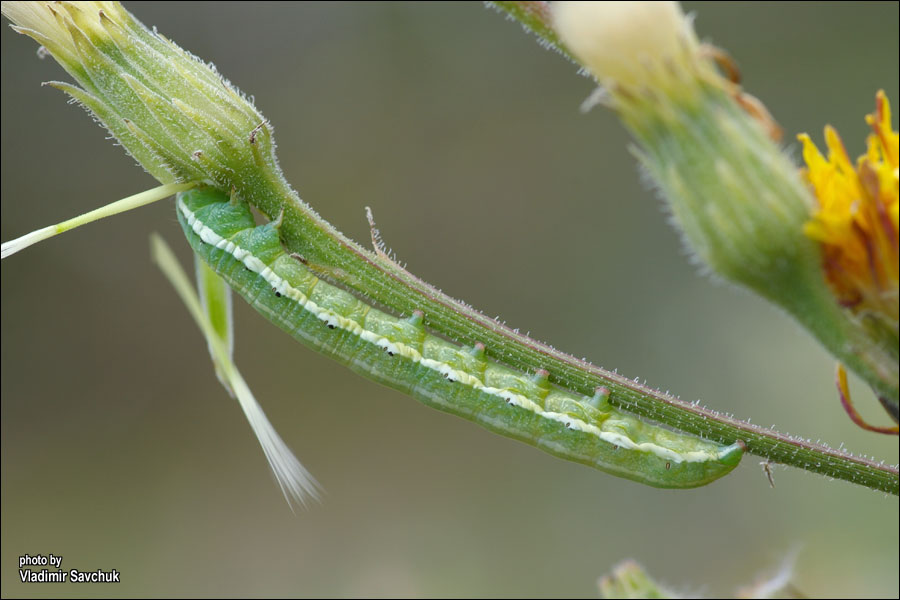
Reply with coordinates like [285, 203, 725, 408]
[18, 554, 120, 583]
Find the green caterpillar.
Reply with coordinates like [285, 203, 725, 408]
[177, 187, 743, 489]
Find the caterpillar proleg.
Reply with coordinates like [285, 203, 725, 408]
[178, 187, 743, 489]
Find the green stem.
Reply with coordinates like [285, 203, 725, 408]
[227, 146, 899, 495]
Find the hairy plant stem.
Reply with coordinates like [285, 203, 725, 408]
[229, 134, 898, 494]
[225, 3, 900, 494]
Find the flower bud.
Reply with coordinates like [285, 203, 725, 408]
[553, 1, 700, 91]
[554, 1, 898, 403]
[1, 1, 280, 189]
[598, 560, 675, 599]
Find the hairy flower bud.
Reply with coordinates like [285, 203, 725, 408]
[553, 1, 700, 91]
[1, 1, 280, 190]
[554, 1, 898, 404]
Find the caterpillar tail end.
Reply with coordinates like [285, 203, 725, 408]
[717, 440, 746, 468]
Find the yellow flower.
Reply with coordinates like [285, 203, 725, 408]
[799, 91, 899, 331]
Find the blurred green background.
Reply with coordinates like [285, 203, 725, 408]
[2, 2, 897, 597]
